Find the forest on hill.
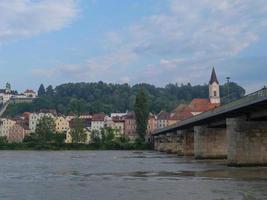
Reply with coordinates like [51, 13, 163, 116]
[4, 81, 246, 117]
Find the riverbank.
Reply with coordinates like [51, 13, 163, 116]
[0, 142, 153, 151]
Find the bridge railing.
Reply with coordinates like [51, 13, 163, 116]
[153, 87, 267, 135]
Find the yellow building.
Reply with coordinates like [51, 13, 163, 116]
[0, 118, 16, 137]
[55, 117, 69, 133]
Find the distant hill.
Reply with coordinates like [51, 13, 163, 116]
[4, 81, 245, 117]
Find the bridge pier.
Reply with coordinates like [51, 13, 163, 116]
[153, 136, 160, 151]
[176, 130, 184, 155]
[227, 117, 267, 166]
[182, 129, 194, 156]
[194, 126, 227, 159]
[157, 135, 167, 152]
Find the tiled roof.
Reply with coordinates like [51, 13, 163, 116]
[125, 112, 135, 119]
[157, 111, 170, 120]
[188, 98, 218, 112]
[24, 89, 35, 93]
[92, 113, 106, 121]
[170, 106, 193, 121]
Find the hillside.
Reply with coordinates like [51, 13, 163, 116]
[4, 81, 245, 117]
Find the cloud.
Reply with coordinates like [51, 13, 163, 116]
[32, 0, 267, 91]
[0, 0, 78, 42]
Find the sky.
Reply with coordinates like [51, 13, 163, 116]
[0, 0, 267, 93]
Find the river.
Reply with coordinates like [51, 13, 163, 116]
[0, 151, 266, 200]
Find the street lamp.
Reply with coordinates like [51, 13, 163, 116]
[226, 77, 230, 102]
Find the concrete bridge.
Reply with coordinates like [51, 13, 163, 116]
[152, 87, 267, 166]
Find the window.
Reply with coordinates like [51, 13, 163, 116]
[214, 91, 217, 96]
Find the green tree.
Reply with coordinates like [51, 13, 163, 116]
[91, 129, 102, 145]
[69, 117, 87, 143]
[68, 99, 87, 115]
[102, 127, 115, 144]
[34, 116, 56, 143]
[0, 136, 8, 144]
[134, 88, 149, 140]
[53, 133, 66, 145]
[38, 84, 46, 96]
[46, 85, 54, 96]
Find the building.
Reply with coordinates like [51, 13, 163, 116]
[8, 122, 30, 143]
[0, 118, 16, 137]
[146, 113, 157, 141]
[23, 89, 37, 98]
[0, 83, 37, 104]
[124, 112, 137, 140]
[155, 68, 221, 131]
[55, 116, 69, 133]
[29, 112, 55, 133]
[0, 83, 13, 104]
[209, 67, 221, 104]
[91, 113, 107, 131]
[157, 111, 170, 129]
[110, 113, 127, 118]
[113, 117, 125, 137]
[147, 113, 157, 134]
[65, 128, 91, 144]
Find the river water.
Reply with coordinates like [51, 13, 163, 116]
[0, 151, 266, 200]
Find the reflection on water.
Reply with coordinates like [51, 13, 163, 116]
[0, 151, 266, 200]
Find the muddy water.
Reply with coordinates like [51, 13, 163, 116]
[0, 151, 266, 200]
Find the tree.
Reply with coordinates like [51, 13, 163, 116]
[46, 85, 54, 96]
[4, 81, 246, 116]
[91, 129, 102, 145]
[38, 84, 46, 96]
[0, 136, 8, 144]
[69, 117, 87, 143]
[34, 116, 56, 143]
[68, 99, 87, 115]
[134, 88, 149, 140]
[102, 127, 115, 144]
[53, 133, 66, 145]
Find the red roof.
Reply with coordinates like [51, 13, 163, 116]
[170, 106, 193, 121]
[157, 111, 170, 120]
[92, 113, 106, 121]
[24, 89, 35, 93]
[188, 98, 218, 112]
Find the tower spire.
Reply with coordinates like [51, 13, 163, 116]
[209, 67, 219, 84]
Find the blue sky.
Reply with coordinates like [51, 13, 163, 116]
[0, 0, 266, 93]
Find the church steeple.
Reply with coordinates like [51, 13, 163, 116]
[209, 67, 220, 104]
[209, 67, 219, 84]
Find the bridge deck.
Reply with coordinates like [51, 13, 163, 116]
[153, 87, 267, 135]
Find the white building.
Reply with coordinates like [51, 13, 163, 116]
[91, 113, 108, 131]
[110, 113, 127, 118]
[29, 113, 55, 133]
[209, 67, 221, 104]
[24, 89, 37, 98]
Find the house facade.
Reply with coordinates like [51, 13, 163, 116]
[91, 113, 107, 131]
[8, 122, 29, 143]
[55, 116, 69, 133]
[29, 113, 55, 133]
[157, 111, 170, 129]
[124, 112, 137, 139]
[0, 118, 16, 137]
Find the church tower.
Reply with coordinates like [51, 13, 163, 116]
[209, 67, 220, 104]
